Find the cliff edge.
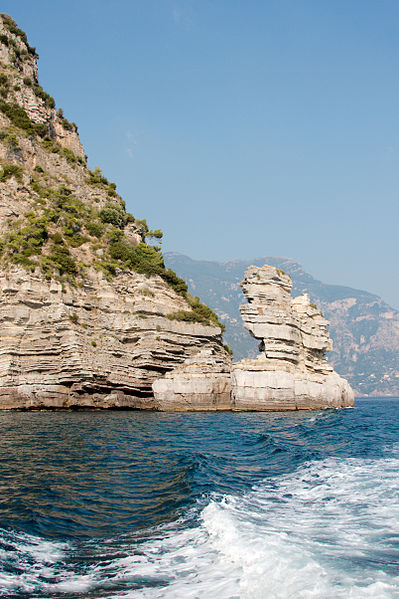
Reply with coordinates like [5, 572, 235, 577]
[0, 14, 228, 409]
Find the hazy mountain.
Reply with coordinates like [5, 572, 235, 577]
[165, 253, 399, 396]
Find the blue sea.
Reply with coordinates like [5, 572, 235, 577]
[0, 399, 398, 598]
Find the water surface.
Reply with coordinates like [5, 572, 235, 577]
[0, 399, 398, 598]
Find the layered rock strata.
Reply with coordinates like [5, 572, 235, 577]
[0, 15, 228, 409]
[231, 266, 354, 410]
[0, 267, 225, 409]
[152, 349, 232, 411]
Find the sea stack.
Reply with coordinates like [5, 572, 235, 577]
[231, 265, 354, 409]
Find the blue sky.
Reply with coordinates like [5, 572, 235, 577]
[3, 1, 399, 308]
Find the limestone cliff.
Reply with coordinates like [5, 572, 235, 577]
[0, 15, 228, 409]
[231, 265, 354, 410]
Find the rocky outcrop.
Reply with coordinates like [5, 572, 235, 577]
[152, 349, 232, 411]
[231, 265, 354, 410]
[0, 15, 228, 409]
[165, 253, 399, 397]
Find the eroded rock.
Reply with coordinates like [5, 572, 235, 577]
[231, 265, 354, 410]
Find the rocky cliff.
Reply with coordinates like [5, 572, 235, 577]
[165, 253, 399, 396]
[0, 14, 228, 409]
[231, 266, 354, 410]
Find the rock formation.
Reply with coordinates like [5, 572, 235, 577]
[152, 348, 231, 411]
[0, 14, 228, 409]
[165, 252, 399, 397]
[231, 265, 354, 409]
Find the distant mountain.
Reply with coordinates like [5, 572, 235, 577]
[165, 253, 399, 396]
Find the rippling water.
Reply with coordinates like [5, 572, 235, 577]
[0, 399, 398, 598]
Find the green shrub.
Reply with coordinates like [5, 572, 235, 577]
[146, 228, 163, 241]
[1, 14, 28, 44]
[57, 111, 77, 132]
[0, 163, 22, 181]
[0, 34, 9, 47]
[32, 83, 55, 109]
[33, 164, 44, 173]
[223, 344, 233, 356]
[70, 312, 78, 324]
[161, 268, 187, 295]
[87, 167, 117, 195]
[0, 100, 46, 137]
[99, 203, 127, 228]
[52, 232, 63, 244]
[0, 73, 8, 85]
[91, 340, 97, 347]
[88, 167, 109, 186]
[44, 245, 77, 275]
[23, 77, 32, 86]
[0, 15, 38, 58]
[3, 132, 20, 150]
[41, 138, 84, 164]
[2, 216, 48, 269]
[86, 220, 104, 238]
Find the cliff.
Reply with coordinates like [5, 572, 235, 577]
[231, 265, 354, 410]
[0, 15, 228, 409]
[165, 253, 399, 396]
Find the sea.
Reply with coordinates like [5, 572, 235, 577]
[0, 398, 398, 599]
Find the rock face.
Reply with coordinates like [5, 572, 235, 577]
[0, 267, 227, 409]
[231, 265, 354, 410]
[0, 15, 228, 409]
[152, 349, 232, 411]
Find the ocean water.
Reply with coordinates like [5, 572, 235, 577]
[0, 399, 398, 598]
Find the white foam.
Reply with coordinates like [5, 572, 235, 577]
[113, 452, 399, 599]
[1, 451, 399, 598]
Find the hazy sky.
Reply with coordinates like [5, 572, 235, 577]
[3, 1, 399, 308]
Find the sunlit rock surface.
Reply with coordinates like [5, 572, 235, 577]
[231, 265, 354, 410]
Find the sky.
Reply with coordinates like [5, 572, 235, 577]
[3, 1, 399, 308]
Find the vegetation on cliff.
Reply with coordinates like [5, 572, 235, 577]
[0, 14, 224, 331]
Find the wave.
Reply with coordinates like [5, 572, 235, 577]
[1, 448, 399, 598]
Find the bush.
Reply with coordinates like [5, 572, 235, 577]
[161, 268, 187, 295]
[0, 163, 22, 181]
[41, 138, 84, 164]
[2, 216, 48, 270]
[1, 14, 28, 44]
[99, 203, 127, 228]
[44, 245, 77, 275]
[0, 100, 46, 137]
[33, 165, 44, 173]
[86, 220, 104, 238]
[32, 83, 55, 109]
[52, 232, 63, 244]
